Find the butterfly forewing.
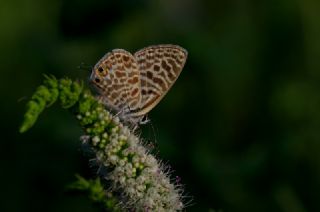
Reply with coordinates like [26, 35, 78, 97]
[90, 49, 142, 113]
[133, 45, 187, 116]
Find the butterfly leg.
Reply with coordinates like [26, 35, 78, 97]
[139, 115, 150, 125]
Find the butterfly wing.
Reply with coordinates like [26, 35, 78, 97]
[133, 44, 187, 117]
[90, 49, 142, 113]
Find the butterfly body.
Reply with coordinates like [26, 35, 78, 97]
[90, 44, 187, 125]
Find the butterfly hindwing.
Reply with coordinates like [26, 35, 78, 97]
[133, 44, 188, 116]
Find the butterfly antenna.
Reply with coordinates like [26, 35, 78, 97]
[77, 62, 93, 72]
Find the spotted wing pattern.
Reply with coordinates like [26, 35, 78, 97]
[90, 49, 141, 113]
[133, 45, 188, 117]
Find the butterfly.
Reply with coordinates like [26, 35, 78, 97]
[90, 44, 187, 125]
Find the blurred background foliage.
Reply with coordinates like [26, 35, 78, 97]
[1, 0, 320, 211]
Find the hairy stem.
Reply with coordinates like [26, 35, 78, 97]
[20, 75, 184, 211]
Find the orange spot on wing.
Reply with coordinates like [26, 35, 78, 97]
[128, 76, 139, 84]
[115, 71, 126, 78]
[131, 88, 139, 96]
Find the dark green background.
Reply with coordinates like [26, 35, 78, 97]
[1, 0, 320, 211]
